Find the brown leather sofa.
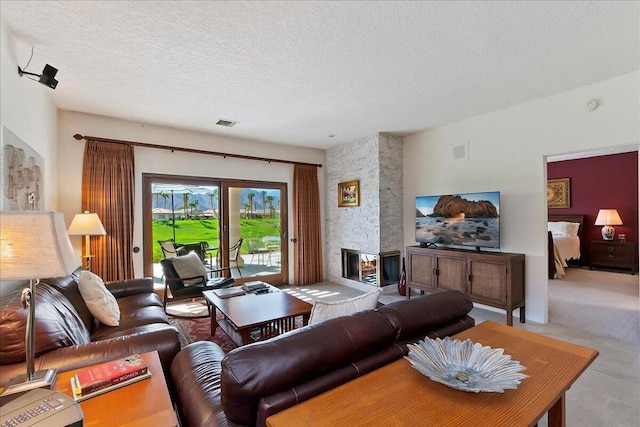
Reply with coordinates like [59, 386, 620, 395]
[0, 267, 181, 388]
[171, 290, 475, 427]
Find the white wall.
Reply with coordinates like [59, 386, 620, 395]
[57, 110, 325, 279]
[0, 19, 58, 210]
[403, 71, 640, 323]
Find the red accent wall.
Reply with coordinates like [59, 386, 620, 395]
[548, 151, 638, 264]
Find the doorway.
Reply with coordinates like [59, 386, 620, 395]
[143, 173, 288, 285]
[545, 146, 639, 341]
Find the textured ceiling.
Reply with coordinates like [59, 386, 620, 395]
[1, 1, 638, 149]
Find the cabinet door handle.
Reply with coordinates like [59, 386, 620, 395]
[432, 268, 438, 276]
[608, 247, 614, 252]
[608, 255, 614, 260]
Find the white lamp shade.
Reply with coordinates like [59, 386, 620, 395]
[67, 212, 106, 236]
[0, 211, 81, 281]
[594, 209, 623, 226]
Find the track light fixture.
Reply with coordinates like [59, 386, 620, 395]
[17, 64, 58, 89]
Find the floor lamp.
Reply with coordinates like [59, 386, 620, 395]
[0, 211, 80, 396]
[67, 211, 106, 271]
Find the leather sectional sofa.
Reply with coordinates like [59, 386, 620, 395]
[171, 290, 475, 426]
[0, 267, 181, 388]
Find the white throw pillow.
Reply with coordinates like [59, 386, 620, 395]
[78, 271, 120, 326]
[171, 251, 207, 286]
[309, 288, 382, 325]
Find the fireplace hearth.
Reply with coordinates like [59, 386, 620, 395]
[341, 249, 400, 287]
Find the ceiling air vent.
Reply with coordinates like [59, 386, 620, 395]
[216, 119, 238, 127]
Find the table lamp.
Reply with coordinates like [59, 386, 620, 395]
[67, 211, 106, 271]
[0, 211, 80, 396]
[594, 209, 623, 241]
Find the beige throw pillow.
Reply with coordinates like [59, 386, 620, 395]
[309, 288, 382, 325]
[78, 271, 120, 326]
[172, 251, 206, 286]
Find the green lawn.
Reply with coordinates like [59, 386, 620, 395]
[152, 218, 280, 262]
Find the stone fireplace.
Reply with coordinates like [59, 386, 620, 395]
[325, 133, 404, 290]
[341, 249, 401, 287]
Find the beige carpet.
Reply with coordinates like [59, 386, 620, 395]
[548, 268, 639, 344]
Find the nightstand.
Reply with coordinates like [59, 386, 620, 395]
[590, 241, 638, 274]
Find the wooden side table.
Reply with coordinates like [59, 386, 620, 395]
[590, 240, 638, 274]
[54, 351, 177, 426]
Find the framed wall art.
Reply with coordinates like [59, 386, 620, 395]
[338, 180, 360, 207]
[547, 178, 570, 208]
[1, 126, 44, 211]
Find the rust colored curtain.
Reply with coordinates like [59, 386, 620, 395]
[293, 164, 323, 285]
[82, 141, 135, 281]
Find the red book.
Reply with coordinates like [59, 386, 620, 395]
[73, 354, 148, 396]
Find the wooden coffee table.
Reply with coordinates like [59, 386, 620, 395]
[266, 321, 598, 427]
[203, 285, 312, 346]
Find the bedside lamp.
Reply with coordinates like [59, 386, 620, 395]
[0, 212, 80, 396]
[594, 209, 623, 241]
[68, 211, 106, 271]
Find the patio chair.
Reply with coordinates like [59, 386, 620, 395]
[229, 238, 244, 277]
[160, 251, 234, 317]
[158, 239, 187, 258]
[248, 238, 271, 265]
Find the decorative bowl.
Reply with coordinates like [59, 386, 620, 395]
[405, 336, 528, 393]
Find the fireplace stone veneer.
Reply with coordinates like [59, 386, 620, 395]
[341, 249, 400, 287]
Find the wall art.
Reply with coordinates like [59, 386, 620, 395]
[338, 180, 360, 207]
[1, 126, 44, 211]
[547, 178, 570, 208]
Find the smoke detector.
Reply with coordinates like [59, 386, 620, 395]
[216, 119, 238, 127]
[585, 99, 599, 111]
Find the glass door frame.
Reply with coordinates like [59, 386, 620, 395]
[142, 173, 289, 285]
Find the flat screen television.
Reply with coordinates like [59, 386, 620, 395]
[415, 191, 500, 249]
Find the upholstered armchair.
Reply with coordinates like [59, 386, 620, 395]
[160, 252, 234, 316]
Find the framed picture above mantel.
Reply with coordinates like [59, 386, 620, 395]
[547, 178, 570, 208]
[338, 180, 360, 207]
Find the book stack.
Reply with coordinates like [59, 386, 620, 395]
[213, 287, 246, 299]
[242, 281, 268, 292]
[71, 354, 151, 401]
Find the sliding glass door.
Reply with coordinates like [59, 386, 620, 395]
[143, 174, 288, 285]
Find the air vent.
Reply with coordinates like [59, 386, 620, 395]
[216, 119, 238, 127]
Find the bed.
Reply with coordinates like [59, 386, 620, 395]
[548, 215, 584, 279]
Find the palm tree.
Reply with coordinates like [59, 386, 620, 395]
[182, 193, 189, 219]
[161, 192, 169, 209]
[266, 195, 274, 217]
[261, 190, 267, 215]
[243, 203, 251, 219]
[207, 189, 218, 218]
[153, 192, 160, 208]
[247, 192, 255, 218]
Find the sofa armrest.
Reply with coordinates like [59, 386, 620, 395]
[0, 325, 180, 388]
[106, 277, 154, 299]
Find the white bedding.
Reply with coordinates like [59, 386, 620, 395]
[552, 235, 581, 265]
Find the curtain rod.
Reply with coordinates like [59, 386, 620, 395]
[72, 134, 323, 168]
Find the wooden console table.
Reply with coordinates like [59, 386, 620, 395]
[406, 246, 525, 325]
[266, 321, 598, 427]
[54, 351, 177, 426]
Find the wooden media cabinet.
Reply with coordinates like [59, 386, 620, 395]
[406, 246, 525, 325]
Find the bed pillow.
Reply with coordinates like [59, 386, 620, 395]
[309, 288, 382, 325]
[78, 271, 120, 326]
[548, 221, 580, 236]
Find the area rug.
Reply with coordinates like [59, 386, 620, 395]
[168, 314, 237, 352]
